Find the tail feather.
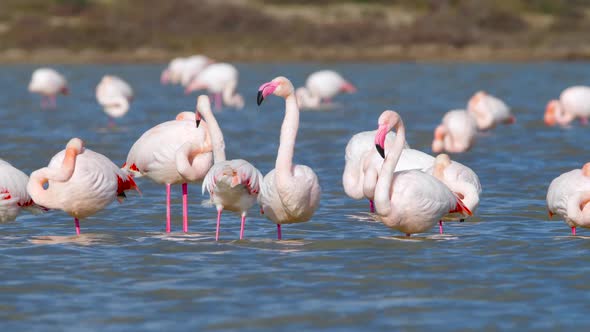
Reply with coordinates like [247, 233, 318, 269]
[117, 174, 141, 201]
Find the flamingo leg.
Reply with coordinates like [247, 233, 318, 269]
[166, 184, 171, 233]
[215, 93, 222, 111]
[240, 213, 246, 240]
[439, 220, 444, 234]
[216, 208, 222, 241]
[277, 224, 282, 240]
[50, 95, 56, 108]
[182, 183, 188, 233]
[108, 117, 116, 128]
[369, 200, 375, 213]
[74, 218, 80, 235]
[572, 226, 577, 236]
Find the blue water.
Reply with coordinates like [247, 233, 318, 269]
[1, 62, 590, 331]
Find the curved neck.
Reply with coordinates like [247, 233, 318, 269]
[26, 148, 78, 208]
[201, 108, 226, 163]
[472, 105, 494, 129]
[374, 120, 405, 215]
[296, 87, 320, 108]
[447, 180, 479, 212]
[222, 80, 243, 108]
[276, 94, 299, 177]
[567, 191, 590, 226]
[555, 102, 575, 125]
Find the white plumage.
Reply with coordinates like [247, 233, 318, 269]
[0, 159, 46, 222]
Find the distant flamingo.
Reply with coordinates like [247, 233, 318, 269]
[547, 162, 590, 236]
[373, 111, 471, 236]
[257, 76, 321, 240]
[28, 68, 68, 109]
[96, 75, 134, 127]
[544, 86, 590, 126]
[185, 63, 244, 110]
[0, 159, 47, 222]
[179, 55, 213, 87]
[161, 57, 186, 85]
[432, 109, 478, 153]
[467, 91, 515, 130]
[426, 154, 481, 234]
[198, 96, 263, 240]
[296, 70, 356, 109]
[27, 138, 138, 235]
[123, 101, 213, 233]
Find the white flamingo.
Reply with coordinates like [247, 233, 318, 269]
[28, 68, 68, 109]
[0, 159, 47, 222]
[296, 70, 356, 109]
[185, 63, 244, 110]
[432, 109, 478, 153]
[467, 91, 515, 130]
[547, 162, 590, 236]
[96, 75, 134, 127]
[545, 86, 590, 126]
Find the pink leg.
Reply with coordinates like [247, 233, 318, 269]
[439, 220, 444, 234]
[277, 224, 282, 240]
[108, 117, 116, 128]
[369, 200, 375, 213]
[166, 184, 171, 233]
[240, 214, 246, 240]
[50, 95, 56, 108]
[572, 226, 577, 236]
[74, 218, 80, 235]
[215, 93, 222, 111]
[216, 208, 222, 241]
[182, 183, 188, 233]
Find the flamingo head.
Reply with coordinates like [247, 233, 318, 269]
[583, 162, 590, 177]
[374, 110, 401, 159]
[340, 81, 357, 94]
[65, 138, 84, 156]
[468, 91, 486, 110]
[195, 95, 211, 128]
[432, 126, 446, 153]
[433, 153, 451, 179]
[257, 76, 294, 105]
[544, 100, 560, 126]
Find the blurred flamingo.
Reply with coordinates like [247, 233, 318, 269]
[185, 63, 244, 110]
[28, 68, 68, 109]
[0, 159, 47, 222]
[547, 162, 590, 236]
[467, 91, 515, 130]
[545, 86, 590, 126]
[296, 70, 356, 109]
[96, 75, 134, 127]
[432, 109, 478, 153]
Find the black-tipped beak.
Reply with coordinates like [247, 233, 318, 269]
[375, 144, 385, 159]
[257, 91, 264, 106]
[196, 119, 201, 128]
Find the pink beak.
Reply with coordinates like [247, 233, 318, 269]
[257, 81, 279, 105]
[374, 124, 388, 158]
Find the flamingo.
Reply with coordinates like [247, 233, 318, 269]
[27, 138, 138, 235]
[185, 63, 244, 110]
[198, 96, 263, 241]
[295, 70, 356, 109]
[96, 75, 134, 127]
[432, 109, 478, 153]
[467, 91, 515, 130]
[0, 159, 47, 222]
[28, 68, 68, 109]
[373, 111, 471, 236]
[256, 76, 321, 240]
[426, 154, 482, 234]
[179, 55, 213, 87]
[123, 102, 213, 233]
[547, 163, 590, 236]
[161, 57, 186, 85]
[544, 86, 590, 126]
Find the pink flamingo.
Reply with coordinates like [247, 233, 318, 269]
[343, 122, 434, 213]
[467, 91, 515, 130]
[96, 75, 134, 127]
[426, 154, 481, 234]
[547, 162, 590, 236]
[432, 109, 478, 153]
[123, 102, 213, 233]
[296, 70, 356, 109]
[28, 68, 68, 109]
[161, 57, 186, 85]
[185, 63, 244, 110]
[27, 138, 138, 235]
[545, 86, 590, 126]
[256, 76, 321, 240]
[160, 55, 212, 86]
[198, 96, 263, 241]
[373, 111, 472, 236]
[0, 159, 47, 222]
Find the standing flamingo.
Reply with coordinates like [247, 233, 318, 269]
[426, 154, 481, 234]
[27, 138, 138, 234]
[123, 101, 213, 233]
[28, 68, 68, 109]
[467, 91, 515, 130]
[432, 109, 478, 153]
[547, 163, 590, 236]
[0, 159, 47, 222]
[161, 57, 186, 85]
[296, 70, 356, 109]
[179, 55, 213, 87]
[256, 76, 321, 240]
[185, 63, 244, 110]
[373, 111, 471, 236]
[198, 96, 263, 241]
[544, 86, 590, 126]
[96, 75, 134, 127]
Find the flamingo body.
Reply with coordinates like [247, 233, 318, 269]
[545, 86, 590, 126]
[547, 163, 590, 232]
[96, 75, 134, 119]
[0, 159, 45, 222]
[432, 109, 478, 153]
[296, 70, 356, 108]
[468, 91, 514, 130]
[186, 63, 243, 109]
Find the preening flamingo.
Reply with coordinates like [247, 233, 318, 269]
[96, 75, 134, 127]
[161, 57, 186, 85]
[28, 68, 68, 109]
[544, 86, 590, 126]
[160, 55, 212, 86]
[373, 111, 471, 236]
[123, 102, 213, 233]
[547, 162, 590, 236]
[426, 154, 481, 233]
[199, 96, 263, 241]
[296, 70, 356, 109]
[27, 138, 138, 235]
[467, 91, 515, 130]
[256, 76, 321, 240]
[185, 63, 244, 110]
[432, 109, 478, 153]
[0, 159, 47, 222]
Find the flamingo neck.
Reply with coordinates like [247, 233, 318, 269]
[222, 79, 243, 108]
[471, 103, 494, 130]
[554, 102, 575, 125]
[276, 94, 299, 179]
[567, 191, 590, 227]
[374, 119, 405, 216]
[448, 180, 479, 212]
[201, 105, 226, 163]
